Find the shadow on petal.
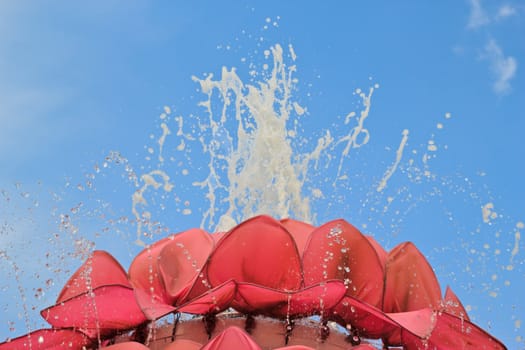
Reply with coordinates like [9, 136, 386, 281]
[177, 280, 236, 315]
[158, 228, 215, 305]
[129, 228, 215, 318]
[235, 281, 345, 318]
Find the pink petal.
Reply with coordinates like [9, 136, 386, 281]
[302, 219, 384, 308]
[383, 242, 441, 313]
[207, 215, 302, 291]
[41, 284, 147, 338]
[0, 329, 91, 350]
[101, 342, 149, 350]
[279, 218, 315, 255]
[200, 326, 262, 350]
[234, 281, 345, 318]
[57, 251, 129, 304]
[177, 280, 236, 315]
[443, 286, 470, 321]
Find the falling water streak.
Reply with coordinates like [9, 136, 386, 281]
[82, 260, 103, 347]
[285, 293, 293, 345]
[334, 86, 376, 184]
[158, 122, 171, 164]
[0, 251, 32, 349]
[146, 245, 156, 321]
[509, 221, 522, 266]
[377, 129, 409, 192]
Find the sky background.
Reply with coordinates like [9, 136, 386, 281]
[0, 1, 524, 348]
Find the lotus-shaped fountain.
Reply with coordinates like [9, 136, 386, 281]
[0, 215, 506, 349]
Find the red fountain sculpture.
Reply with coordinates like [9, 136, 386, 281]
[0, 215, 507, 349]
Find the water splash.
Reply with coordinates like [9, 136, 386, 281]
[151, 44, 378, 232]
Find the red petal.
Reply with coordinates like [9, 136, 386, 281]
[332, 296, 399, 339]
[443, 286, 470, 321]
[279, 218, 315, 255]
[399, 311, 507, 350]
[129, 236, 178, 305]
[133, 286, 176, 320]
[162, 339, 202, 350]
[386, 308, 435, 344]
[427, 312, 506, 350]
[235, 281, 345, 318]
[101, 342, 149, 350]
[177, 280, 236, 315]
[158, 228, 215, 304]
[279, 281, 346, 317]
[233, 282, 289, 314]
[41, 285, 146, 338]
[207, 215, 302, 291]
[210, 231, 227, 244]
[57, 251, 129, 303]
[274, 346, 377, 350]
[302, 219, 384, 307]
[383, 242, 441, 313]
[0, 329, 91, 350]
[129, 229, 214, 309]
[200, 326, 261, 350]
[364, 235, 387, 266]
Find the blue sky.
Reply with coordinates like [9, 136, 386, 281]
[1, 1, 524, 347]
